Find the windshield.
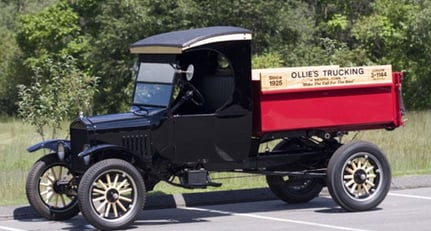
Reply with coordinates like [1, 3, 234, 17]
[133, 63, 176, 107]
[137, 63, 176, 83]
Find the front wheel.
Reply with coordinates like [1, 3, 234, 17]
[26, 154, 79, 220]
[327, 141, 391, 211]
[78, 159, 146, 230]
[266, 175, 323, 203]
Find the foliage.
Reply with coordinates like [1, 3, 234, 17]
[1, 0, 431, 115]
[17, 55, 98, 140]
[16, 1, 89, 67]
[71, 0, 153, 113]
[0, 0, 57, 115]
[252, 52, 284, 69]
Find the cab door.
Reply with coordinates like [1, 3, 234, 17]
[173, 108, 251, 166]
[172, 74, 252, 166]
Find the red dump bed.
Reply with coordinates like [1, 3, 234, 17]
[252, 65, 404, 134]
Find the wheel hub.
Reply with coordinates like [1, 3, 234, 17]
[54, 179, 71, 194]
[106, 189, 120, 203]
[353, 169, 367, 184]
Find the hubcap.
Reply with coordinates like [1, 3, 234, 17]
[342, 154, 381, 200]
[106, 189, 120, 203]
[354, 169, 367, 184]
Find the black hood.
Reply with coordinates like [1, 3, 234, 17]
[73, 112, 157, 131]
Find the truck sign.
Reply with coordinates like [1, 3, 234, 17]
[255, 65, 392, 91]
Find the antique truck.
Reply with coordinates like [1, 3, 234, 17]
[25, 26, 405, 230]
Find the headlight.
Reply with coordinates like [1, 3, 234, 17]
[82, 144, 91, 165]
[57, 142, 65, 161]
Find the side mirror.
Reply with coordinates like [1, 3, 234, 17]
[185, 64, 194, 81]
[176, 64, 194, 81]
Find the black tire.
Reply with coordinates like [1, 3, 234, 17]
[266, 138, 324, 203]
[26, 154, 79, 220]
[327, 141, 391, 211]
[78, 159, 146, 230]
[266, 175, 323, 203]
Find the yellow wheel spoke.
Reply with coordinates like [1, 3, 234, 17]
[350, 160, 357, 170]
[40, 182, 51, 187]
[54, 194, 59, 207]
[367, 173, 377, 178]
[105, 203, 111, 217]
[113, 174, 119, 188]
[349, 183, 358, 194]
[364, 185, 370, 194]
[106, 174, 112, 188]
[113, 203, 119, 218]
[118, 179, 128, 189]
[366, 166, 375, 173]
[40, 188, 53, 196]
[97, 179, 108, 190]
[344, 174, 354, 180]
[116, 200, 127, 212]
[92, 188, 106, 195]
[357, 185, 363, 197]
[366, 180, 375, 187]
[92, 195, 106, 203]
[119, 188, 132, 194]
[345, 179, 355, 187]
[45, 191, 54, 204]
[58, 167, 63, 179]
[49, 168, 58, 181]
[356, 160, 362, 169]
[119, 196, 132, 203]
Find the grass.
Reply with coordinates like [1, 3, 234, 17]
[1, 110, 430, 206]
[349, 110, 431, 176]
[0, 118, 42, 206]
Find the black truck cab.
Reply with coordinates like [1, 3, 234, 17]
[128, 26, 254, 167]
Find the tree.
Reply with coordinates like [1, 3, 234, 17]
[16, 1, 88, 66]
[14, 1, 98, 139]
[0, 0, 57, 115]
[351, 0, 430, 109]
[72, 0, 155, 113]
[402, 0, 431, 109]
[17, 55, 98, 140]
[7, 0, 431, 114]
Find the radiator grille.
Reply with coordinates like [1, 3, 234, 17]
[122, 134, 147, 156]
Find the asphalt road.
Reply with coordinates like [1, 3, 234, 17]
[1, 186, 430, 231]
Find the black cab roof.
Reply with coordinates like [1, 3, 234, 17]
[130, 26, 252, 54]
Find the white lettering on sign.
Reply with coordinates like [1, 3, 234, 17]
[253, 65, 392, 91]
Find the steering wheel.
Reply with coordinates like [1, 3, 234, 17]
[182, 80, 205, 106]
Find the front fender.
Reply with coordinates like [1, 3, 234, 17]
[27, 139, 70, 153]
[78, 144, 132, 158]
[78, 144, 136, 166]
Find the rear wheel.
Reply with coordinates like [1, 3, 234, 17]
[327, 141, 391, 211]
[26, 154, 79, 220]
[266, 175, 323, 203]
[78, 159, 146, 230]
[266, 138, 325, 203]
